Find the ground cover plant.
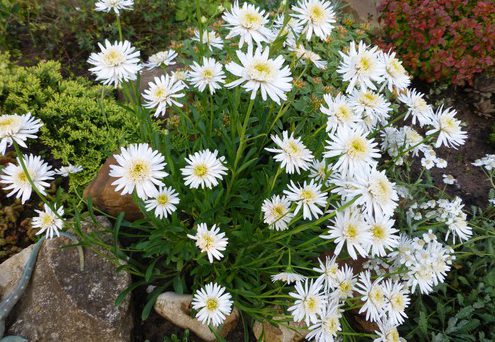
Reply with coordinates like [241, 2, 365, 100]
[0, 0, 489, 341]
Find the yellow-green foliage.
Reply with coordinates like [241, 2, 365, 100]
[0, 53, 139, 190]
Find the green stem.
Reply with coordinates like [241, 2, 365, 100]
[116, 14, 123, 41]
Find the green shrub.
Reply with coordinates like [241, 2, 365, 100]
[0, 53, 139, 190]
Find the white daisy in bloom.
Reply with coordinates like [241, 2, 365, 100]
[291, 0, 336, 41]
[222, 1, 273, 48]
[324, 125, 380, 178]
[374, 321, 405, 342]
[56, 164, 83, 177]
[320, 93, 358, 133]
[356, 271, 386, 322]
[408, 261, 434, 294]
[262, 195, 294, 231]
[291, 44, 327, 69]
[265, 131, 314, 174]
[367, 216, 399, 257]
[192, 282, 233, 327]
[88, 40, 141, 88]
[426, 106, 467, 149]
[321, 207, 370, 260]
[473, 154, 495, 170]
[313, 255, 339, 290]
[332, 264, 356, 300]
[187, 223, 228, 263]
[349, 89, 392, 128]
[306, 301, 342, 342]
[0, 154, 54, 204]
[288, 278, 326, 325]
[144, 50, 178, 70]
[380, 51, 410, 91]
[143, 74, 186, 117]
[188, 57, 225, 94]
[337, 41, 385, 94]
[383, 280, 410, 325]
[350, 169, 399, 218]
[273, 15, 304, 47]
[309, 159, 330, 183]
[271, 271, 305, 284]
[0, 113, 43, 155]
[95, 0, 133, 15]
[144, 186, 180, 219]
[446, 216, 472, 242]
[109, 143, 168, 200]
[181, 149, 228, 189]
[32, 203, 64, 239]
[225, 46, 292, 105]
[192, 30, 224, 51]
[398, 89, 434, 127]
[284, 180, 328, 220]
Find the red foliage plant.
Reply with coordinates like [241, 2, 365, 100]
[377, 0, 495, 86]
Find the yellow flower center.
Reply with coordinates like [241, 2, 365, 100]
[0, 116, 22, 135]
[339, 281, 351, 293]
[154, 87, 169, 101]
[372, 224, 386, 240]
[286, 141, 301, 155]
[193, 164, 208, 177]
[386, 328, 400, 342]
[157, 194, 169, 205]
[370, 177, 392, 202]
[304, 297, 317, 312]
[41, 213, 55, 227]
[390, 293, 405, 311]
[201, 68, 215, 80]
[370, 286, 384, 305]
[357, 55, 372, 72]
[387, 58, 405, 77]
[103, 49, 125, 67]
[129, 161, 150, 181]
[16, 170, 30, 184]
[347, 137, 368, 158]
[324, 317, 338, 333]
[241, 10, 262, 29]
[300, 189, 316, 202]
[249, 61, 274, 82]
[309, 4, 326, 24]
[272, 204, 286, 218]
[206, 298, 219, 311]
[360, 91, 378, 107]
[335, 104, 352, 121]
[345, 224, 358, 239]
[440, 116, 457, 134]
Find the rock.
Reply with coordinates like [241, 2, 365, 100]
[154, 292, 239, 342]
[341, 0, 379, 24]
[253, 319, 307, 342]
[84, 156, 143, 221]
[4, 217, 133, 342]
[0, 244, 34, 299]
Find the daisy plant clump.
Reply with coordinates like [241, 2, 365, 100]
[76, 0, 474, 340]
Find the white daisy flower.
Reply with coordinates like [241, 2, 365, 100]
[309, 159, 330, 183]
[398, 89, 434, 127]
[350, 169, 399, 218]
[56, 164, 83, 177]
[367, 216, 399, 257]
[291, 44, 327, 69]
[273, 15, 303, 47]
[271, 271, 305, 284]
[349, 89, 392, 129]
[88, 40, 142, 88]
[225, 46, 292, 105]
[442, 174, 457, 185]
[446, 216, 472, 243]
[144, 50, 178, 70]
[306, 301, 342, 342]
[109, 143, 168, 200]
[0, 154, 54, 204]
[143, 74, 186, 117]
[320, 93, 359, 133]
[313, 255, 339, 290]
[265, 131, 314, 174]
[374, 321, 405, 342]
[324, 125, 380, 178]
[0, 113, 43, 155]
[291, 0, 336, 41]
[192, 282, 233, 327]
[356, 271, 387, 322]
[187, 223, 228, 263]
[181, 149, 228, 189]
[284, 180, 328, 220]
[380, 51, 410, 91]
[332, 264, 356, 300]
[222, 1, 273, 48]
[262, 195, 294, 231]
[337, 41, 385, 94]
[383, 280, 410, 325]
[426, 106, 467, 149]
[192, 30, 224, 51]
[288, 278, 326, 326]
[144, 186, 180, 219]
[321, 207, 370, 260]
[95, 0, 133, 15]
[188, 57, 225, 94]
[473, 154, 495, 171]
[32, 203, 64, 239]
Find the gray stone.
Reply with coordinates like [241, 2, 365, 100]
[341, 0, 379, 24]
[253, 318, 308, 342]
[3, 217, 133, 342]
[0, 245, 34, 300]
[154, 292, 239, 342]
